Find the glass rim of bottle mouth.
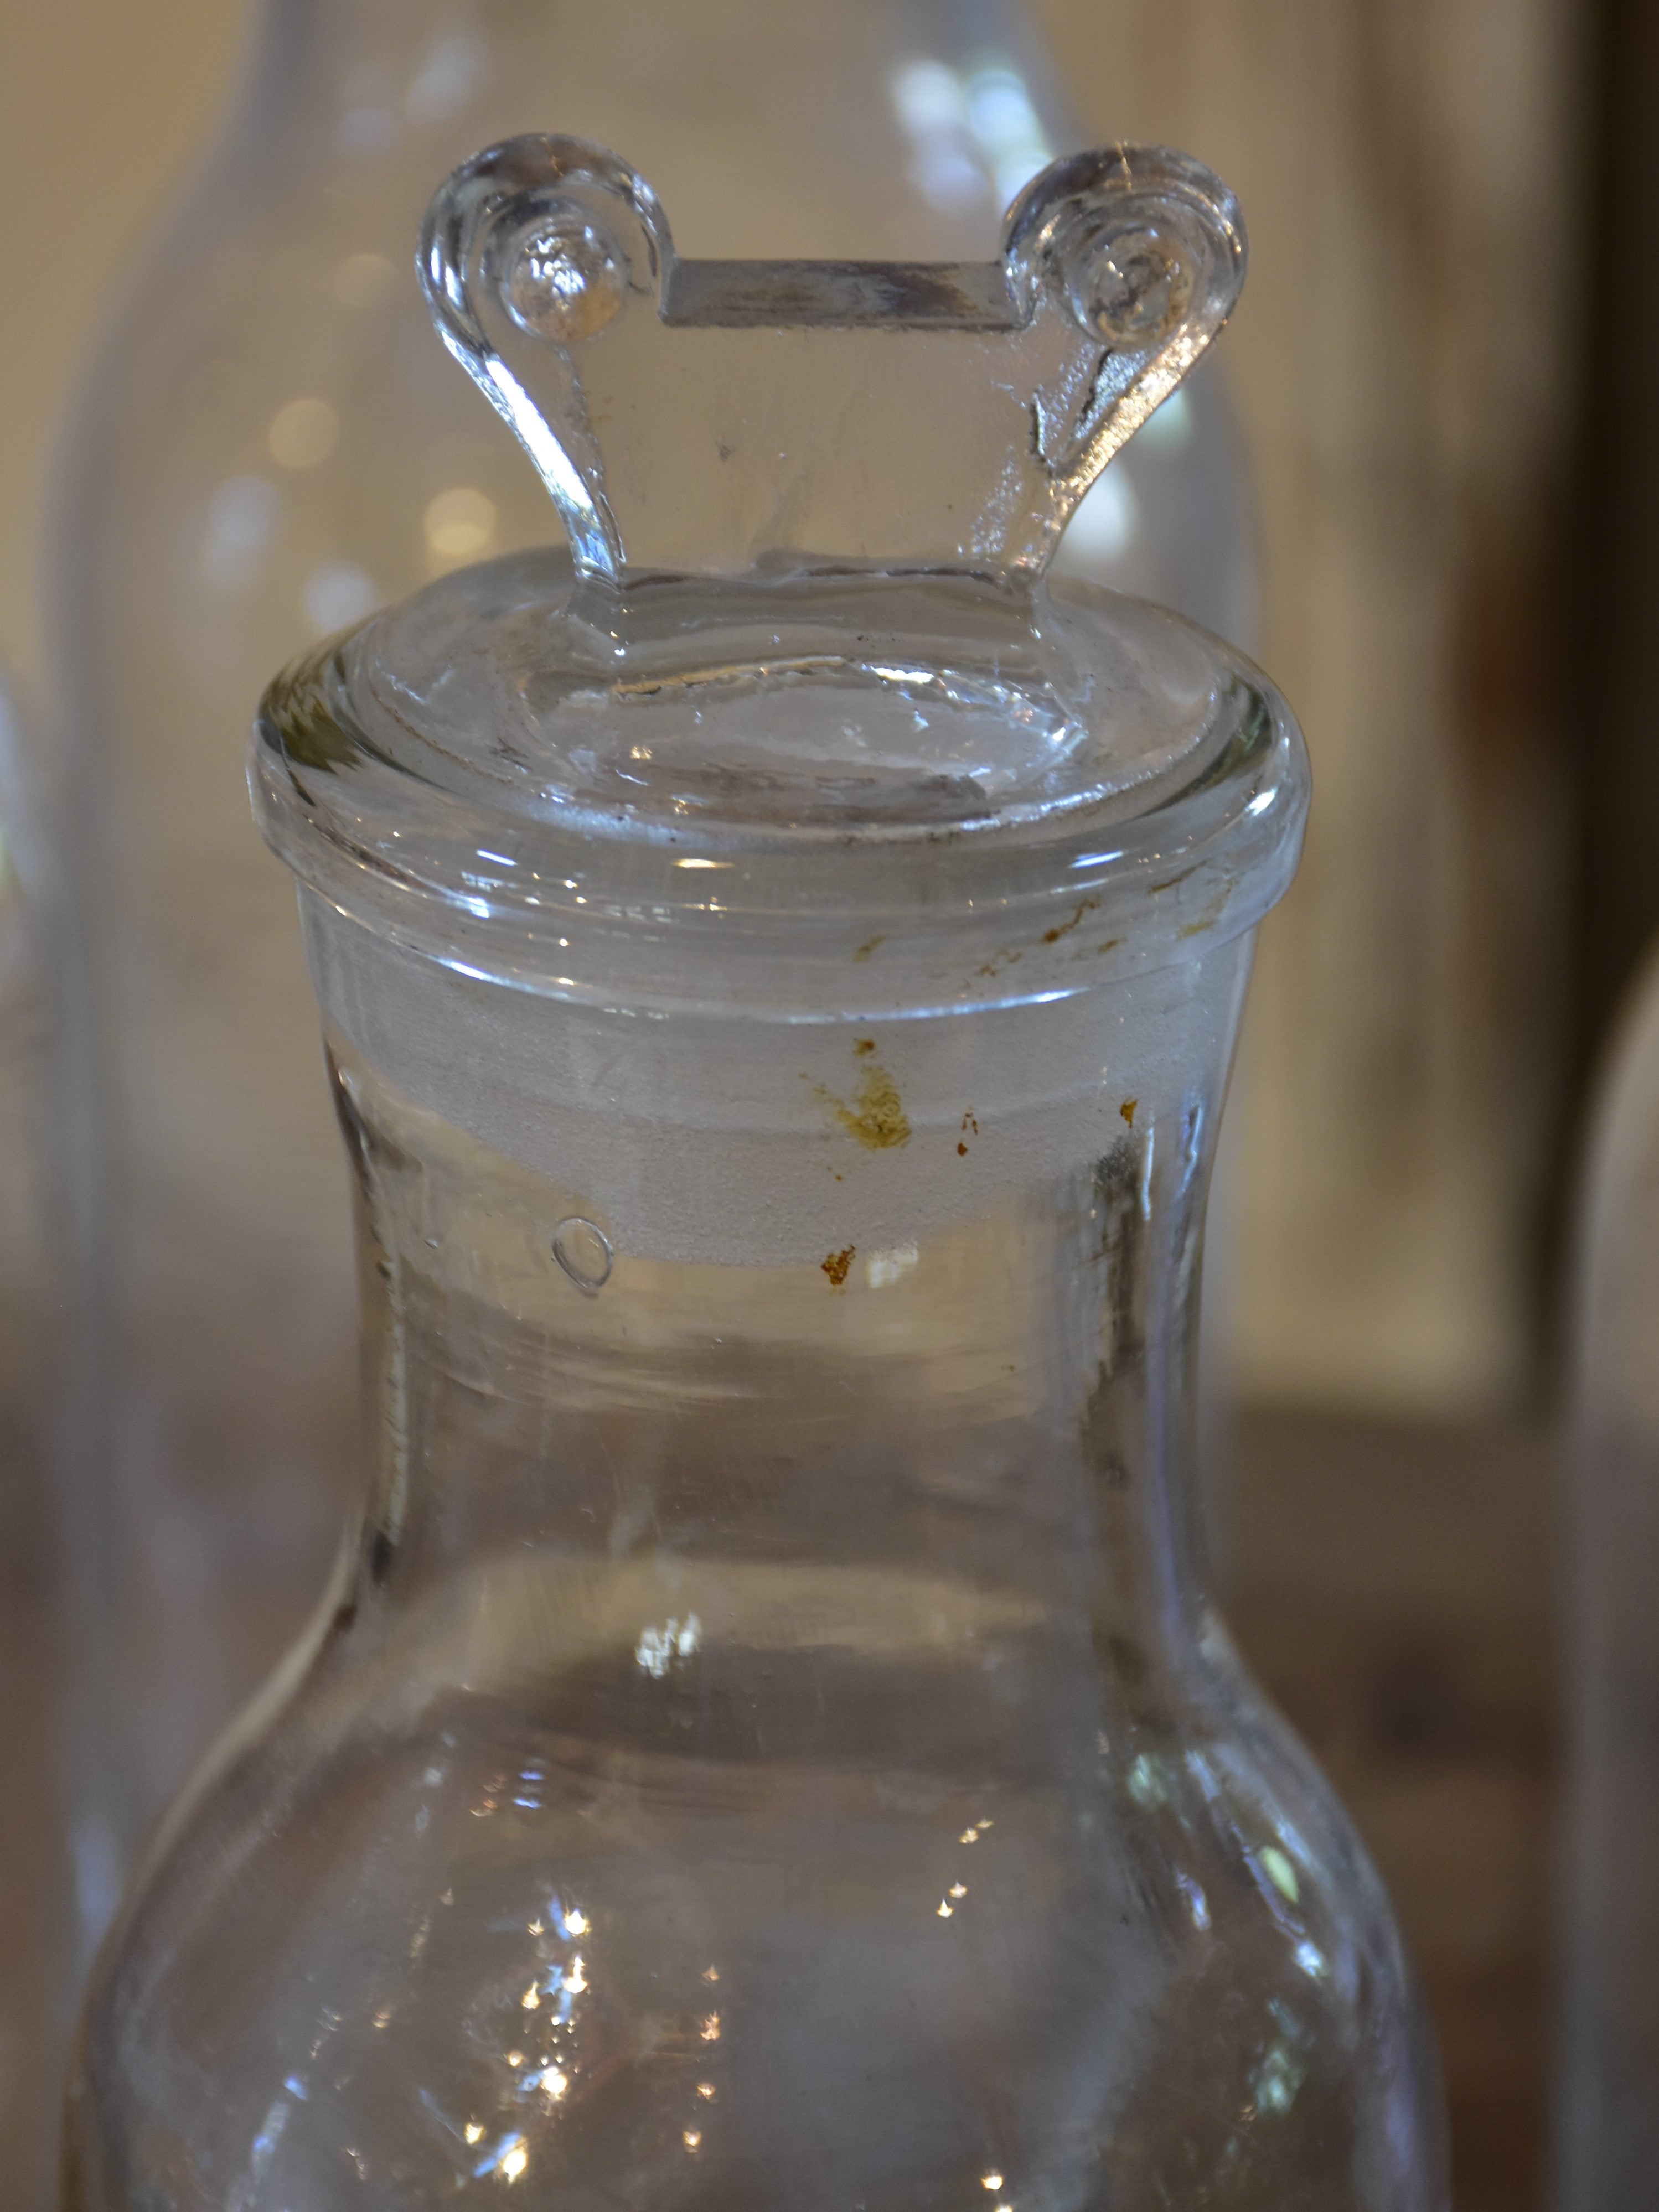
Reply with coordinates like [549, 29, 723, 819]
[251, 584, 1308, 1023]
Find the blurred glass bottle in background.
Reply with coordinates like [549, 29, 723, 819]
[1556, 940, 1659, 2211]
[48, 0, 1255, 1910]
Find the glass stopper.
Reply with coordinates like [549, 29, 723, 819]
[1068, 227, 1194, 344]
[505, 214, 629, 343]
[419, 137, 1245, 581]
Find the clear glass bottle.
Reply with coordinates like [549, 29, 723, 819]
[1555, 936, 1659, 2209]
[48, 0, 1255, 1872]
[66, 131, 1439, 2209]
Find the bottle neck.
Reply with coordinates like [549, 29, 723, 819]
[309, 928, 1248, 1758]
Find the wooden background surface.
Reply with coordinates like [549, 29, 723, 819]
[1230, 1413, 1559, 2212]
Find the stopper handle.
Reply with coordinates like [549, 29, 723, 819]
[420, 136, 1245, 579]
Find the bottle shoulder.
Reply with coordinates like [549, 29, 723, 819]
[74, 1597, 1434, 2208]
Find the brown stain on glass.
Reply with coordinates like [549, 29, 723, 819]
[821, 1246, 855, 1287]
[1043, 896, 1100, 944]
[1177, 887, 1231, 940]
[815, 1043, 912, 1150]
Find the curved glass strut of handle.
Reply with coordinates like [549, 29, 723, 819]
[419, 136, 1245, 580]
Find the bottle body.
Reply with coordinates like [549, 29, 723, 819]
[50, 0, 1255, 1860]
[1556, 939, 1659, 2209]
[69, 897, 1443, 2209]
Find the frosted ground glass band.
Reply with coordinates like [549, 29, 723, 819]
[304, 889, 1249, 1270]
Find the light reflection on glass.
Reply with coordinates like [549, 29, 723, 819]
[867, 1242, 919, 1289]
[472, 2128, 531, 2180]
[963, 65, 1051, 207]
[249, 2096, 287, 2172]
[890, 60, 987, 215]
[892, 58, 966, 135]
[201, 475, 280, 594]
[1176, 1872, 1211, 1931]
[1185, 1748, 1222, 1802]
[1057, 469, 1141, 567]
[268, 396, 340, 471]
[890, 55, 1052, 214]
[1126, 1753, 1166, 1809]
[303, 562, 380, 637]
[1138, 388, 1193, 450]
[635, 1615, 701, 1676]
[1251, 2033, 1307, 2117]
[425, 486, 498, 564]
[1258, 1846, 1300, 1905]
[337, 100, 397, 160]
[405, 29, 488, 124]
